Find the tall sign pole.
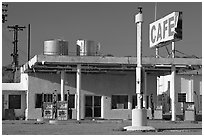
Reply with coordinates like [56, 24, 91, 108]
[124, 7, 155, 131]
[136, 7, 143, 109]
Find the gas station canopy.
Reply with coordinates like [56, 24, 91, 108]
[23, 55, 202, 75]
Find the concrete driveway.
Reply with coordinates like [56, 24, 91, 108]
[2, 119, 202, 135]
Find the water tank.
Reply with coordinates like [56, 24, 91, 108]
[76, 39, 100, 56]
[44, 39, 68, 55]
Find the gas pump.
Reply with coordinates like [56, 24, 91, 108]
[43, 95, 54, 119]
[42, 90, 70, 120]
[57, 92, 69, 120]
[56, 90, 69, 120]
[42, 90, 57, 120]
[57, 101, 68, 120]
[184, 102, 195, 121]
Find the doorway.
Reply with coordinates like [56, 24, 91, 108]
[85, 95, 101, 118]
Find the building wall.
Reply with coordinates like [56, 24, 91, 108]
[2, 91, 26, 119]
[177, 74, 202, 113]
[26, 71, 157, 120]
[2, 68, 28, 119]
[158, 73, 202, 114]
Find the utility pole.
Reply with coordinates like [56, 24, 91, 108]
[7, 25, 26, 70]
[2, 3, 8, 23]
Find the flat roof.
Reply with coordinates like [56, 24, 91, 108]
[22, 55, 202, 75]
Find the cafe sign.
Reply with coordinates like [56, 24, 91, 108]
[149, 12, 182, 48]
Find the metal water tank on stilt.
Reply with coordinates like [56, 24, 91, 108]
[44, 39, 68, 55]
[76, 39, 100, 56]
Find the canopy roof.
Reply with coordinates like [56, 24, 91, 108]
[22, 55, 202, 76]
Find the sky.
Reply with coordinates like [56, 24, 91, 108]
[1, 1, 202, 66]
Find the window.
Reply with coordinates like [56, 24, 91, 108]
[68, 95, 75, 108]
[178, 93, 186, 102]
[9, 95, 21, 109]
[35, 94, 43, 108]
[57, 94, 61, 101]
[35, 93, 75, 109]
[111, 95, 128, 109]
[44, 94, 53, 102]
[58, 94, 75, 108]
[35, 93, 53, 108]
[57, 94, 69, 101]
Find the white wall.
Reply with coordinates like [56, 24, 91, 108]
[26, 71, 157, 120]
[2, 91, 26, 118]
[2, 67, 28, 119]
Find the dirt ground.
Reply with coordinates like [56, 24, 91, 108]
[2, 120, 202, 135]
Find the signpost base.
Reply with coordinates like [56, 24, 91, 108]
[132, 108, 147, 126]
[124, 108, 155, 131]
[124, 125, 155, 131]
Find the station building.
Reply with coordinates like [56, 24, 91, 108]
[2, 39, 202, 120]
